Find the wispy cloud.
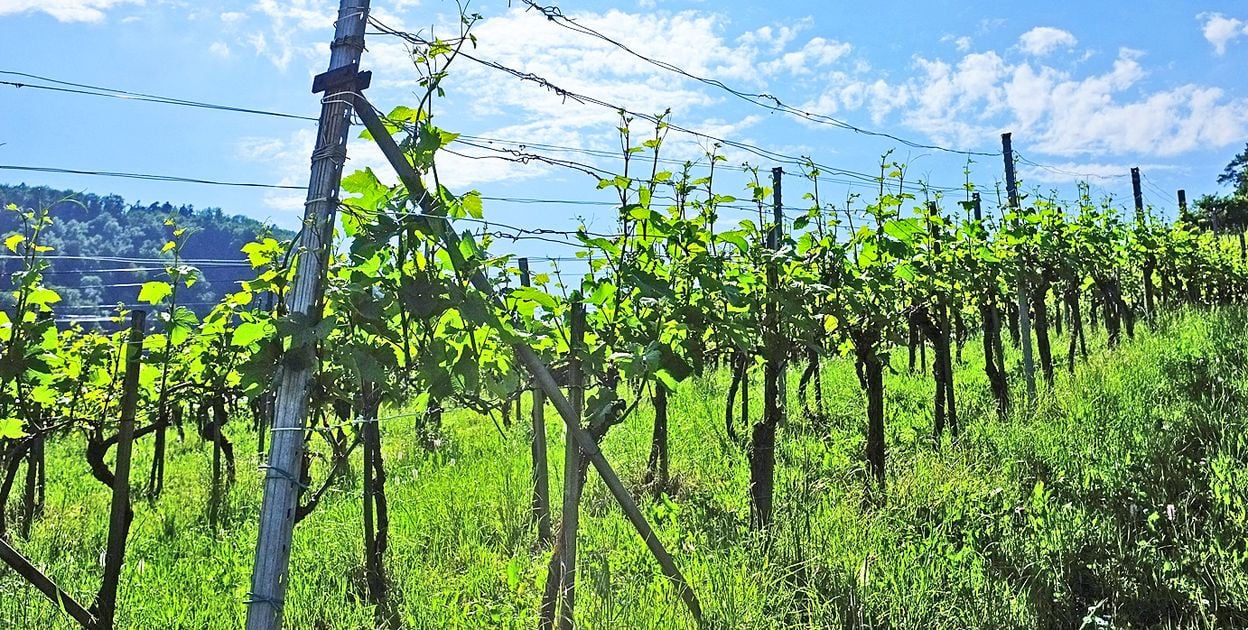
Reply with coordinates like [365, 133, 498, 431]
[0, 0, 141, 23]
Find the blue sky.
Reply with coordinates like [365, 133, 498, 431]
[2, 0, 1247, 268]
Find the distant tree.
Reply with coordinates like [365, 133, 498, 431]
[1217, 143, 1248, 197]
[1195, 193, 1248, 231]
[0, 184, 294, 318]
[1194, 143, 1248, 231]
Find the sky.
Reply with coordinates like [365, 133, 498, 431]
[2, 0, 1247, 269]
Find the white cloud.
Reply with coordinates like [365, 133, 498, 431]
[208, 41, 230, 59]
[0, 0, 141, 23]
[759, 37, 852, 75]
[220, 11, 246, 23]
[940, 35, 973, 52]
[1017, 26, 1078, 56]
[1020, 161, 1178, 186]
[1199, 12, 1248, 56]
[799, 44, 1248, 159]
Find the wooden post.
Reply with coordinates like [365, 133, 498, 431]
[772, 167, 786, 421]
[0, 539, 97, 628]
[558, 301, 585, 629]
[1132, 167, 1156, 317]
[98, 309, 145, 629]
[1177, 189, 1188, 219]
[749, 167, 785, 527]
[1131, 167, 1144, 223]
[972, 192, 982, 222]
[1002, 133, 1036, 407]
[247, 2, 370, 628]
[520, 258, 553, 544]
[354, 99, 704, 625]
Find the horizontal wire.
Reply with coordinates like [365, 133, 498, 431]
[368, 17, 972, 195]
[0, 71, 319, 122]
[519, 1, 1000, 158]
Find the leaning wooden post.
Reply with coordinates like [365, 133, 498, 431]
[353, 98, 704, 626]
[97, 309, 145, 629]
[246, 2, 370, 628]
[520, 258, 553, 544]
[1002, 133, 1036, 408]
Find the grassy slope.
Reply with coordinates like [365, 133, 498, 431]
[2, 308, 1248, 629]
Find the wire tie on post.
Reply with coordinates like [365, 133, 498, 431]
[258, 464, 309, 489]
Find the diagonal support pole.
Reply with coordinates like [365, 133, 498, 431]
[352, 96, 704, 627]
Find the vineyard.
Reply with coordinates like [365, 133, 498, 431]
[3, 1, 1248, 629]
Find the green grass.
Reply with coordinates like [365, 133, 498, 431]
[3, 307, 1248, 628]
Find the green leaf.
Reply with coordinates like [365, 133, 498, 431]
[26, 287, 61, 306]
[0, 418, 24, 440]
[883, 218, 921, 244]
[4, 234, 23, 253]
[512, 286, 557, 310]
[461, 191, 484, 219]
[230, 321, 267, 346]
[654, 369, 679, 391]
[138, 281, 172, 305]
[719, 232, 750, 253]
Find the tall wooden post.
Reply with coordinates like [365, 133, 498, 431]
[97, 309, 145, 629]
[520, 258, 552, 544]
[247, 2, 370, 628]
[1131, 167, 1144, 223]
[771, 167, 786, 421]
[559, 301, 586, 629]
[972, 191, 982, 222]
[1132, 167, 1156, 316]
[1002, 133, 1035, 406]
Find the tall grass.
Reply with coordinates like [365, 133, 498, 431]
[2, 307, 1247, 628]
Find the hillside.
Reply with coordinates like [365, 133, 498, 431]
[0, 184, 294, 323]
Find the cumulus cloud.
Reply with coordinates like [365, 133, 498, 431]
[800, 43, 1248, 158]
[1017, 26, 1078, 56]
[0, 0, 140, 23]
[1199, 12, 1248, 56]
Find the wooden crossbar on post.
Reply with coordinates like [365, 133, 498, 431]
[352, 96, 705, 626]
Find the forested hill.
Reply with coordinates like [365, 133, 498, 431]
[0, 183, 294, 323]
